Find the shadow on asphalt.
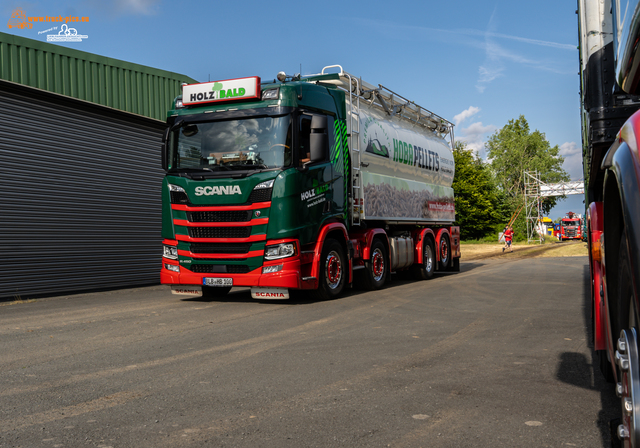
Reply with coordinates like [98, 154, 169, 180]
[182, 284, 375, 305]
[183, 268, 464, 306]
[555, 263, 620, 448]
[459, 261, 485, 273]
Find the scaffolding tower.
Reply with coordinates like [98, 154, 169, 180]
[524, 171, 542, 244]
[523, 171, 585, 243]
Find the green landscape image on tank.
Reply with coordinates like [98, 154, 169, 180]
[365, 135, 389, 157]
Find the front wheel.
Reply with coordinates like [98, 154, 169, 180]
[314, 238, 346, 300]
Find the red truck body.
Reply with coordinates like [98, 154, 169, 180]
[559, 214, 582, 241]
[579, 0, 640, 443]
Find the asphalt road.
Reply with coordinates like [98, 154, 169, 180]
[0, 256, 620, 447]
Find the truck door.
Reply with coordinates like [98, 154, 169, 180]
[295, 112, 334, 242]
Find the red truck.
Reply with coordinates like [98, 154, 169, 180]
[559, 212, 582, 241]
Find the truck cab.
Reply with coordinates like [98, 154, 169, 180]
[161, 74, 350, 300]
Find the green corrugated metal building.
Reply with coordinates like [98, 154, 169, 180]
[0, 31, 196, 121]
[0, 31, 198, 299]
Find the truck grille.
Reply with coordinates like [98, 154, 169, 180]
[189, 243, 251, 254]
[171, 188, 272, 206]
[189, 264, 251, 274]
[187, 210, 251, 222]
[188, 227, 251, 239]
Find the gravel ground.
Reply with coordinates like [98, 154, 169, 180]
[460, 240, 588, 260]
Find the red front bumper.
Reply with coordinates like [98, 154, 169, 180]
[161, 257, 303, 289]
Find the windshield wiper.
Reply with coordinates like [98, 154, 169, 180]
[176, 167, 214, 172]
[231, 163, 269, 170]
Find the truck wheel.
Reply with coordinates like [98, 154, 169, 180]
[620, 230, 637, 327]
[612, 227, 640, 445]
[412, 238, 435, 280]
[450, 257, 460, 272]
[439, 235, 450, 270]
[355, 239, 387, 290]
[202, 286, 231, 298]
[615, 229, 637, 351]
[615, 232, 640, 448]
[315, 238, 346, 300]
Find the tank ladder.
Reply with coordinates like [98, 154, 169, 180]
[322, 65, 362, 226]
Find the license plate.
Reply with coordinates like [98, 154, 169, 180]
[203, 277, 233, 287]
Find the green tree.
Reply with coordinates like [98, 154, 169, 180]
[486, 115, 569, 236]
[452, 141, 507, 240]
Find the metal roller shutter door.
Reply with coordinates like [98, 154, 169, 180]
[0, 83, 165, 299]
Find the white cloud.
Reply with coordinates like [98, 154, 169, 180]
[559, 141, 583, 180]
[115, 0, 159, 15]
[457, 121, 497, 156]
[481, 31, 575, 51]
[560, 141, 581, 156]
[88, 0, 160, 16]
[454, 106, 480, 126]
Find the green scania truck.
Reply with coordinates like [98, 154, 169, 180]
[161, 65, 460, 300]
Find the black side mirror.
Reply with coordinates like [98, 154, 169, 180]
[162, 119, 184, 171]
[309, 115, 328, 163]
[161, 127, 170, 171]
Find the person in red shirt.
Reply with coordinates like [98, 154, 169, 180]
[503, 226, 514, 252]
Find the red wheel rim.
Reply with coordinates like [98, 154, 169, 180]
[325, 251, 342, 289]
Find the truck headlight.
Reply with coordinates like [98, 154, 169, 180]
[262, 264, 283, 274]
[163, 245, 178, 260]
[264, 242, 296, 260]
[254, 179, 275, 190]
[261, 88, 279, 100]
[164, 263, 180, 272]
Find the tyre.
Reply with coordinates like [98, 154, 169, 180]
[617, 228, 638, 341]
[315, 238, 346, 300]
[450, 257, 460, 272]
[412, 237, 435, 280]
[202, 285, 231, 299]
[439, 235, 450, 270]
[355, 239, 387, 290]
[607, 229, 638, 385]
[615, 230, 640, 448]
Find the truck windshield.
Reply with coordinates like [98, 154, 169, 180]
[168, 115, 292, 171]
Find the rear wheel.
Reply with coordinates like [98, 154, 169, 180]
[355, 239, 387, 290]
[439, 235, 450, 270]
[315, 238, 346, 300]
[412, 237, 435, 280]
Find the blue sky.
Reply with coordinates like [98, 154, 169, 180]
[3, 0, 584, 219]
